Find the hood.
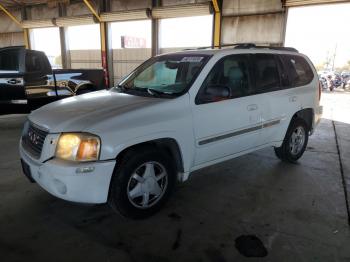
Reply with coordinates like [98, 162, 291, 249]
[29, 90, 165, 132]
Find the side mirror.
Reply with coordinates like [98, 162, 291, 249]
[205, 85, 231, 100]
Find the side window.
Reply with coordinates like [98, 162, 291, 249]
[0, 50, 19, 71]
[197, 54, 251, 104]
[253, 54, 281, 93]
[25, 52, 42, 73]
[282, 55, 314, 87]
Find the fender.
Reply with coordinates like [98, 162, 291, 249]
[103, 130, 195, 179]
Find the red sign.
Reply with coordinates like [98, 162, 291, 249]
[121, 36, 147, 48]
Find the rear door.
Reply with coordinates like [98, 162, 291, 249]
[24, 50, 57, 107]
[0, 49, 26, 104]
[257, 53, 313, 145]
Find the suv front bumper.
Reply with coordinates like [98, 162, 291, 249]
[19, 143, 116, 204]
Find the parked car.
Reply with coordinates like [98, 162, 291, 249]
[341, 71, 350, 88]
[0, 46, 106, 109]
[333, 72, 343, 88]
[319, 75, 327, 90]
[20, 45, 323, 218]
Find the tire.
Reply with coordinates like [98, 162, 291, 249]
[274, 118, 309, 163]
[108, 147, 176, 219]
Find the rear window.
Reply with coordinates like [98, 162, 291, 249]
[0, 50, 19, 71]
[25, 52, 42, 72]
[282, 55, 314, 87]
[254, 54, 280, 93]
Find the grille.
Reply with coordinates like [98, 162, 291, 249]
[22, 122, 48, 158]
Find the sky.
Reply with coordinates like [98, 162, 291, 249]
[285, 3, 350, 68]
[31, 27, 61, 56]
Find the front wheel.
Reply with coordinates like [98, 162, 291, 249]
[108, 147, 176, 219]
[274, 118, 309, 163]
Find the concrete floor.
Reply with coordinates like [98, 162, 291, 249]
[1, 91, 350, 261]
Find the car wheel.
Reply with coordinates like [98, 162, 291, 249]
[274, 118, 309, 163]
[108, 147, 176, 219]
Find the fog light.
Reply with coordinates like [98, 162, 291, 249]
[53, 179, 67, 194]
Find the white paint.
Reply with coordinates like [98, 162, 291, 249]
[20, 48, 322, 204]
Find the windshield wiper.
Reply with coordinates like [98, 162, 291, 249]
[146, 88, 174, 97]
[116, 84, 126, 92]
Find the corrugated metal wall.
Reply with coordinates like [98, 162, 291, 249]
[0, 32, 24, 47]
[113, 48, 151, 84]
[70, 50, 102, 69]
[221, 0, 285, 45]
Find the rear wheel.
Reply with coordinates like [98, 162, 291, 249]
[108, 147, 176, 219]
[274, 118, 309, 163]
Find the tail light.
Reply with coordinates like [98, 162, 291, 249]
[318, 81, 321, 101]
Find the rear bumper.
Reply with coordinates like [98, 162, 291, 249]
[311, 105, 323, 134]
[0, 99, 27, 104]
[315, 105, 323, 124]
[19, 144, 116, 204]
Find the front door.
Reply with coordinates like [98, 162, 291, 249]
[191, 54, 263, 166]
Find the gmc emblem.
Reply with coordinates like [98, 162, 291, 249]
[28, 130, 40, 145]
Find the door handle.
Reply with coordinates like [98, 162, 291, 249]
[247, 104, 258, 111]
[39, 75, 49, 80]
[7, 79, 21, 85]
[289, 96, 297, 102]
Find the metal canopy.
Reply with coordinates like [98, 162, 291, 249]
[0, 1, 46, 7]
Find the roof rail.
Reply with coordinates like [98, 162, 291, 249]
[181, 43, 298, 52]
[233, 43, 298, 52]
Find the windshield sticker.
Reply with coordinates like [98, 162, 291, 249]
[181, 57, 204, 63]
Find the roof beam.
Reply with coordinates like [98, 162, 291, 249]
[0, 2, 22, 27]
[82, 0, 102, 22]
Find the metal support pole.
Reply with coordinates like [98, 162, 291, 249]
[281, 5, 288, 47]
[212, 0, 221, 48]
[23, 29, 30, 49]
[21, 6, 30, 49]
[59, 27, 69, 68]
[58, 3, 69, 69]
[151, 0, 161, 56]
[83, 0, 110, 87]
[151, 19, 159, 56]
[100, 22, 110, 87]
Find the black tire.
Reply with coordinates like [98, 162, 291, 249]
[274, 118, 309, 163]
[108, 147, 176, 219]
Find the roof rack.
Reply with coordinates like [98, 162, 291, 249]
[182, 43, 298, 52]
[233, 43, 298, 52]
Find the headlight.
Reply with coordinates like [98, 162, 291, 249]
[55, 133, 100, 162]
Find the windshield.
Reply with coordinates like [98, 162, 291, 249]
[0, 50, 19, 72]
[117, 54, 210, 97]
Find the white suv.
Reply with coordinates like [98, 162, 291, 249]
[20, 45, 323, 218]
